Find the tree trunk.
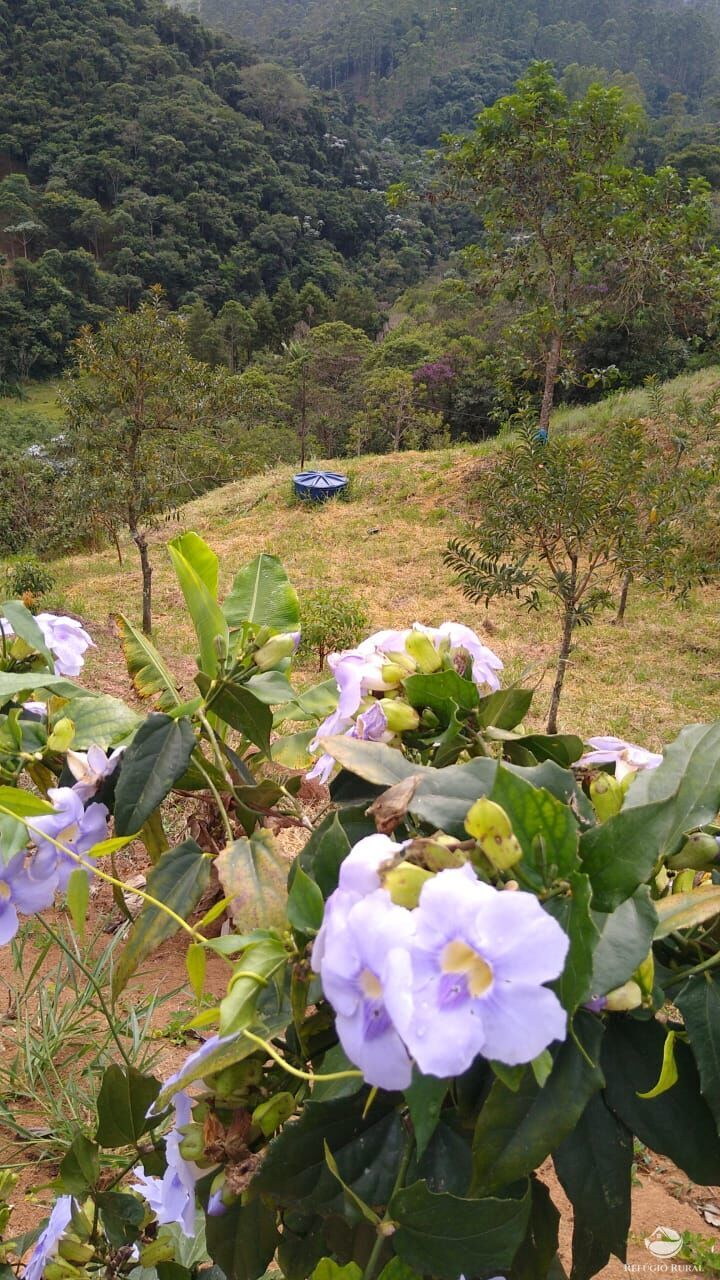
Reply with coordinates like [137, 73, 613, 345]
[613, 570, 633, 626]
[547, 601, 575, 734]
[538, 333, 563, 436]
[130, 523, 153, 634]
[299, 372, 308, 469]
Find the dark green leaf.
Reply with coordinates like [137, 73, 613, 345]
[311, 1045, 364, 1104]
[245, 670, 297, 705]
[205, 1193, 280, 1280]
[553, 1093, 632, 1280]
[510, 1177, 561, 1280]
[589, 888, 657, 997]
[61, 693, 140, 749]
[404, 1070, 449, 1160]
[476, 687, 533, 730]
[489, 765, 580, 885]
[288, 865, 325, 934]
[602, 1015, 720, 1183]
[112, 839, 210, 996]
[404, 669, 479, 715]
[96, 1192, 144, 1247]
[298, 811, 352, 898]
[114, 714, 196, 836]
[202, 677, 273, 757]
[676, 976, 720, 1132]
[224, 554, 300, 631]
[0, 672, 82, 700]
[57, 1134, 100, 1195]
[545, 873, 599, 1012]
[96, 1065, 161, 1147]
[506, 733, 584, 768]
[390, 1180, 531, 1279]
[472, 1013, 604, 1195]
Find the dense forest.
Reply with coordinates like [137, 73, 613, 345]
[0, 0, 447, 381]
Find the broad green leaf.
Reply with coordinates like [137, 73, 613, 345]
[186, 942, 206, 1000]
[245, 670, 297, 705]
[553, 1093, 632, 1280]
[312, 1044, 364, 1103]
[589, 887, 657, 995]
[1, 601, 54, 668]
[287, 864, 325, 935]
[654, 886, 720, 938]
[676, 976, 720, 1129]
[489, 764, 580, 885]
[624, 722, 720, 848]
[224, 553, 300, 632]
[320, 735, 421, 785]
[112, 839, 210, 997]
[638, 1029, 679, 1099]
[323, 1142, 381, 1224]
[404, 669, 479, 715]
[311, 1263, 361, 1280]
[0, 672, 82, 701]
[95, 1065, 161, 1147]
[57, 1134, 100, 1195]
[291, 679, 339, 722]
[96, 1192, 144, 1247]
[0, 812, 29, 865]
[505, 732, 584, 767]
[114, 714, 196, 836]
[0, 786, 54, 818]
[545, 872, 599, 1011]
[272, 728, 316, 769]
[200, 676, 272, 756]
[404, 1070, 448, 1160]
[510, 1176, 561, 1280]
[579, 801, 670, 912]
[115, 613, 182, 711]
[60, 693, 140, 749]
[168, 532, 228, 677]
[66, 867, 89, 939]
[218, 936, 288, 1034]
[602, 1015, 720, 1183]
[216, 831, 288, 931]
[471, 1013, 604, 1195]
[476, 686, 533, 729]
[298, 812, 352, 898]
[205, 1192, 280, 1280]
[390, 1181, 531, 1279]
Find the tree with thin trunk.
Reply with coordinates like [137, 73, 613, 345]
[436, 63, 720, 435]
[58, 289, 236, 634]
[444, 423, 716, 733]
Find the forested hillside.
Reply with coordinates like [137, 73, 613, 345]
[179, 0, 720, 142]
[0, 0, 444, 381]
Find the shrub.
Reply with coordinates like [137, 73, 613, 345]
[299, 587, 368, 668]
[6, 555, 56, 602]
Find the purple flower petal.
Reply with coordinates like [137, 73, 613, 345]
[25, 1196, 74, 1280]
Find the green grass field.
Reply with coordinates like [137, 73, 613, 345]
[0, 379, 64, 450]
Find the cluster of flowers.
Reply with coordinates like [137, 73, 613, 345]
[0, 615, 123, 945]
[308, 622, 504, 783]
[313, 834, 569, 1089]
[577, 734, 663, 781]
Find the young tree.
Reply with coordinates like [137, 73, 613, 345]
[445, 423, 717, 733]
[213, 300, 257, 372]
[59, 291, 235, 634]
[348, 367, 448, 454]
[438, 63, 720, 434]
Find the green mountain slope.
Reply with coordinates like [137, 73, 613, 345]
[0, 0, 442, 380]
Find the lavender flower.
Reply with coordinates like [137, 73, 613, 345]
[0, 852, 58, 945]
[314, 888, 414, 1090]
[578, 736, 663, 782]
[385, 865, 569, 1076]
[31, 787, 109, 890]
[66, 745, 124, 802]
[132, 1092, 197, 1236]
[308, 701, 390, 784]
[152, 1032, 239, 1107]
[35, 614, 94, 678]
[25, 1196, 74, 1280]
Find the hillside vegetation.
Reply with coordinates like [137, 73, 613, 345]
[35, 373, 720, 749]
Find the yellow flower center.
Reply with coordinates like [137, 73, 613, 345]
[441, 939, 494, 997]
[0, 882, 11, 903]
[359, 968, 383, 1000]
[59, 822, 79, 846]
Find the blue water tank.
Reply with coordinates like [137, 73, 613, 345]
[293, 470, 349, 502]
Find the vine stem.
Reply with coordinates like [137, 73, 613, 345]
[2, 807, 208, 943]
[241, 1029, 363, 1083]
[34, 914, 133, 1069]
[664, 947, 720, 988]
[362, 1128, 415, 1280]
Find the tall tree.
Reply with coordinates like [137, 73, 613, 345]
[59, 291, 235, 634]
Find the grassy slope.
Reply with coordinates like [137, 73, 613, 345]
[45, 431, 718, 751]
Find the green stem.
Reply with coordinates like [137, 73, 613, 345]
[35, 915, 133, 1069]
[362, 1128, 415, 1280]
[664, 948, 720, 988]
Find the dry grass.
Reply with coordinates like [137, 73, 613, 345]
[46, 440, 719, 751]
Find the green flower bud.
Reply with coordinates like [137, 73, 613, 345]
[384, 651, 417, 674]
[46, 717, 75, 753]
[634, 950, 655, 997]
[140, 1241, 177, 1268]
[589, 773, 624, 822]
[384, 860, 434, 908]
[379, 699, 420, 733]
[214, 1058, 263, 1098]
[420, 708, 440, 729]
[604, 980, 643, 1012]
[254, 632, 299, 671]
[672, 868, 697, 895]
[667, 831, 720, 872]
[57, 1241, 94, 1265]
[405, 632, 442, 673]
[465, 798, 523, 870]
[380, 663, 408, 687]
[178, 1123, 206, 1161]
[252, 1091, 296, 1136]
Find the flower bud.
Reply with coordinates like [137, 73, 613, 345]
[667, 832, 720, 872]
[384, 860, 434, 908]
[420, 708, 440, 728]
[381, 663, 408, 687]
[672, 868, 697, 895]
[140, 1241, 177, 1268]
[378, 699, 420, 733]
[634, 950, 655, 997]
[43, 1263, 85, 1280]
[254, 632, 300, 671]
[214, 633, 228, 663]
[57, 1241, 94, 1265]
[46, 718, 75, 753]
[384, 651, 417, 674]
[465, 798, 523, 870]
[604, 980, 643, 1012]
[252, 1091, 296, 1136]
[589, 772, 624, 822]
[178, 1123, 206, 1161]
[405, 632, 442, 673]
